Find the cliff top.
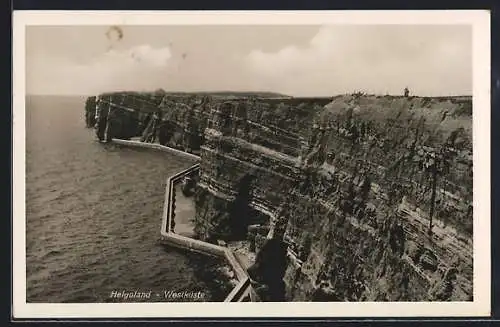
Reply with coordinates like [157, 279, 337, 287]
[93, 91, 473, 148]
[320, 94, 472, 146]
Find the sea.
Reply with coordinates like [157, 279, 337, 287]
[25, 95, 230, 303]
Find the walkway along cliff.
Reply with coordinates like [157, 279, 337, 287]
[86, 91, 473, 302]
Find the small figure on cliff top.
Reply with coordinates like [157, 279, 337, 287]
[404, 87, 410, 97]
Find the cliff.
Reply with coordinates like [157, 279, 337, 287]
[87, 91, 473, 302]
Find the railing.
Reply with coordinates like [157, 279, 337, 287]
[108, 137, 253, 301]
[224, 278, 251, 302]
[161, 164, 200, 235]
[157, 160, 252, 302]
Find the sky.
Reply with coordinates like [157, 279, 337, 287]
[26, 25, 472, 97]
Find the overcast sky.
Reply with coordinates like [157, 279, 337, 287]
[26, 25, 472, 97]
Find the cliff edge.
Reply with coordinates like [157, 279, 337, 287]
[86, 91, 472, 302]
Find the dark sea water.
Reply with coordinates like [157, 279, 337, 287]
[25, 95, 229, 303]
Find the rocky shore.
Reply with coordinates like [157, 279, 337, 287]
[85, 91, 473, 302]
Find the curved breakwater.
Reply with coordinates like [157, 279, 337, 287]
[111, 138, 252, 302]
[26, 96, 234, 303]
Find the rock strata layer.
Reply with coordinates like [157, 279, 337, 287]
[88, 92, 473, 302]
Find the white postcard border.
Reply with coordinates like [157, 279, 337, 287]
[12, 10, 491, 318]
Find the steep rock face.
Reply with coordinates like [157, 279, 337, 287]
[283, 95, 473, 301]
[86, 92, 473, 302]
[84, 96, 97, 128]
[197, 94, 473, 302]
[91, 92, 326, 153]
[93, 92, 161, 141]
[194, 97, 324, 241]
[156, 96, 211, 153]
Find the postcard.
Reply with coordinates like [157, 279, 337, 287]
[12, 10, 491, 318]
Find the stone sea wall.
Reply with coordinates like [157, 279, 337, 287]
[87, 92, 473, 302]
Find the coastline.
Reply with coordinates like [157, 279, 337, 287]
[109, 138, 253, 302]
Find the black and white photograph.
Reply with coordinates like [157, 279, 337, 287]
[12, 10, 491, 318]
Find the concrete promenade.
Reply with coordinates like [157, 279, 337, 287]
[110, 138, 252, 302]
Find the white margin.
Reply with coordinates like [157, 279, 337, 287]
[12, 10, 491, 318]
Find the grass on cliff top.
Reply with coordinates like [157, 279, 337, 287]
[321, 94, 472, 141]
